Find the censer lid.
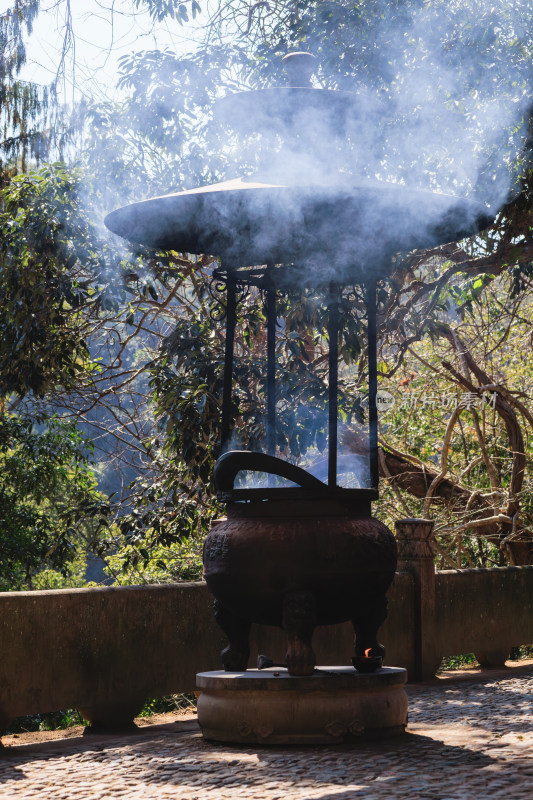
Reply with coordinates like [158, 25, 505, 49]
[213, 86, 360, 135]
[104, 174, 491, 284]
[213, 52, 357, 134]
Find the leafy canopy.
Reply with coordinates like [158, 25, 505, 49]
[0, 413, 110, 591]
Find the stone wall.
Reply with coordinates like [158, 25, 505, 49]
[0, 519, 531, 732]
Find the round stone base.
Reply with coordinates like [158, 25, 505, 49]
[196, 666, 408, 745]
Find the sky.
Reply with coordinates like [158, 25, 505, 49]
[3, 0, 207, 104]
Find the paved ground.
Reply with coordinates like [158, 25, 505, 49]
[0, 662, 532, 799]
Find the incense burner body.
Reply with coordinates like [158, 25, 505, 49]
[203, 500, 397, 675]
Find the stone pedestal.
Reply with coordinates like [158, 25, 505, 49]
[196, 666, 408, 745]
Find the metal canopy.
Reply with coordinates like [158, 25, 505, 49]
[105, 175, 491, 286]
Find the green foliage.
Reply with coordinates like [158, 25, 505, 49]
[135, 0, 201, 23]
[110, 506, 208, 582]
[377, 267, 533, 567]
[0, 1, 40, 82]
[438, 653, 478, 672]
[7, 694, 197, 734]
[83, 43, 249, 198]
[6, 708, 87, 735]
[137, 693, 196, 716]
[0, 1, 42, 168]
[0, 413, 110, 591]
[509, 645, 533, 660]
[31, 550, 90, 590]
[0, 164, 110, 396]
[151, 312, 226, 491]
[0, 1, 75, 177]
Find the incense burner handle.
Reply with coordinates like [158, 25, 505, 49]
[214, 450, 327, 492]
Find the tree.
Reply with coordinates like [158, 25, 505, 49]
[0, 1, 76, 180]
[0, 413, 110, 590]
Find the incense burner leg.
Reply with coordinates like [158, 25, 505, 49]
[351, 595, 388, 658]
[282, 590, 317, 676]
[214, 599, 251, 671]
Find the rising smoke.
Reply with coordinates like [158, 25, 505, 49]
[107, 1, 532, 276]
[103, 0, 533, 486]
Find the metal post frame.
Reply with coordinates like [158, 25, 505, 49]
[220, 272, 237, 452]
[327, 282, 339, 487]
[266, 264, 277, 458]
[366, 277, 379, 491]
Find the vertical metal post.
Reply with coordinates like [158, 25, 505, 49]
[266, 264, 276, 458]
[367, 277, 379, 490]
[327, 282, 339, 487]
[220, 272, 236, 452]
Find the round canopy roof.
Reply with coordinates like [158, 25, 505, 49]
[105, 175, 492, 286]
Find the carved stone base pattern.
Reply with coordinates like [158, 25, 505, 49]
[196, 666, 408, 745]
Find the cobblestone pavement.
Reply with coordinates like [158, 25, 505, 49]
[1, 665, 532, 800]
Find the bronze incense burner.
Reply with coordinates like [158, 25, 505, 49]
[105, 53, 493, 678]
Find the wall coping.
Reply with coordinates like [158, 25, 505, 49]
[0, 581, 207, 599]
